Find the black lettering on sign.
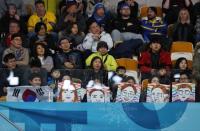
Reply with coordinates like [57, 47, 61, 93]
[36, 88, 44, 96]
[12, 88, 20, 97]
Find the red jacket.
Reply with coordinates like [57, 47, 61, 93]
[139, 50, 172, 73]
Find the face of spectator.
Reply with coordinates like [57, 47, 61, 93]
[151, 77, 160, 84]
[9, 23, 20, 35]
[8, 5, 17, 16]
[71, 24, 78, 34]
[67, 5, 77, 14]
[89, 22, 101, 34]
[179, 59, 187, 70]
[121, 86, 135, 102]
[11, 36, 22, 49]
[96, 8, 105, 17]
[159, 68, 167, 76]
[38, 25, 46, 36]
[5, 58, 16, 69]
[179, 10, 189, 22]
[30, 77, 42, 86]
[59, 39, 71, 52]
[120, 7, 131, 17]
[179, 74, 189, 83]
[51, 70, 61, 79]
[92, 58, 102, 70]
[126, 79, 135, 84]
[177, 87, 191, 101]
[150, 42, 161, 53]
[98, 47, 108, 55]
[36, 45, 45, 56]
[90, 90, 105, 102]
[147, 8, 156, 20]
[35, 3, 45, 16]
[151, 88, 165, 103]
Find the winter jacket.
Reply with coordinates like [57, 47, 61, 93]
[82, 31, 113, 52]
[139, 49, 172, 73]
[86, 52, 118, 71]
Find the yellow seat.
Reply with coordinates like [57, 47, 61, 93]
[116, 58, 138, 71]
[140, 6, 163, 18]
[170, 41, 193, 53]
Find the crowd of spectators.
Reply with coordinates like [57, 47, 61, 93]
[0, 0, 200, 102]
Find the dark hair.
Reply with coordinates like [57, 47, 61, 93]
[11, 33, 22, 40]
[65, 22, 80, 35]
[32, 42, 48, 58]
[116, 66, 126, 72]
[90, 56, 104, 70]
[35, 0, 45, 6]
[30, 58, 42, 68]
[123, 76, 136, 83]
[35, 22, 47, 33]
[86, 19, 100, 32]
[29, 72, 42, 81]
[149, 34, 162, 45]
[97, 41, 108, 51]
[175, 57, 188, 69]
[3, 53, 15, 63]
[148, 7, 157, 14]
[148, 75, 160, 83]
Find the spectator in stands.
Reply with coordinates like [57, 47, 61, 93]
[84, 56, 108, 88]
[139, 35, 172, 80]
[30, 43, 54, 72]
[59, 0, 87, 17]
[58, 22, 85, 48]
[0, 0, 25, 19]
[111, 3, 144, 43]
[171, 57, 192, 82]
[54, 37, 84, 69]
[179, 72, 190, 83]
[158, 67, 171, 84]
[162, 0, 193, 24]
[88, 2, 113, 33]
[141, 7, 167, 43]
[172, 8, 194, 43]
[29, 73, 42, 87]
[1, 19, 28, 48]
[57, 0, 87, 33]
[87, 0, 111, 17]
[149, 75, 161, 84]
[0, 53, 27, 96]
[81, 19, 113, 53]
[86, 41, 118, 71]
[3, 33, 29, 67]
[117, 0, 138, 19]
[28, 58, 48, 86]
[29, 22, 56, 55]
[27, 0, 56, 36]
[0, 3, 26, 34]
[193, 1, 200, 43]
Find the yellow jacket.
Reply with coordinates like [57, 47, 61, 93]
[86, 52, 118, 71]
[27, 11, 56, 32]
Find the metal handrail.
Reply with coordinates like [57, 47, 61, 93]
[0, 112, 23, 131]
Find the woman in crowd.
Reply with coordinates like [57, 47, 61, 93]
[172, 8, 194, 43]
[171, 57, 191, 82]
[31, 42, 54, 72]
[29, 22, 56, 55]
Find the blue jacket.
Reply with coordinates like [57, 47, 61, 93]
[141, 17, 167, 42]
